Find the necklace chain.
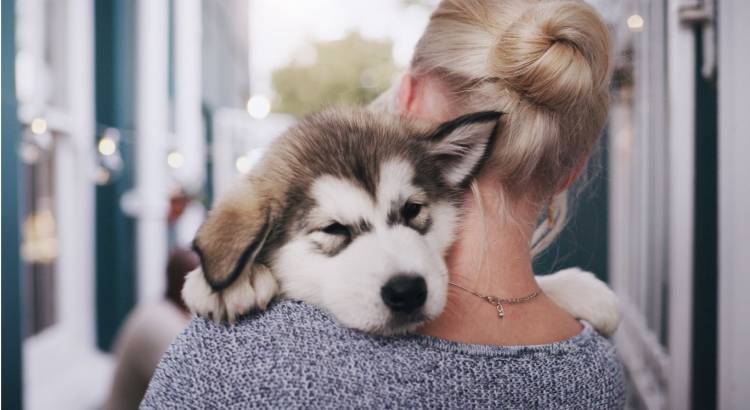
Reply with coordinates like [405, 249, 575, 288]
[448, 281, 541, 318]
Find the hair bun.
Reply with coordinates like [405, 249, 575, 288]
[492, 1, 610, 111]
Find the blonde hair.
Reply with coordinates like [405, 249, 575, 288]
[411, 0, 612, 254]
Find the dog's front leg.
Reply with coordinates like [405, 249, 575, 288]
[182, 264, 279, 323]
[537, 267, 622, 336]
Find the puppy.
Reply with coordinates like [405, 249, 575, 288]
[183, 108, 621, 335]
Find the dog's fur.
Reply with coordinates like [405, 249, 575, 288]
[183, 108, 621, 335]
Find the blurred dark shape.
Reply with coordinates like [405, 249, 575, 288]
[165, 248, 199, 311]
[167, 187, 201, 225]
[167, 192, 191, 224]
[104, 247, 198, 409]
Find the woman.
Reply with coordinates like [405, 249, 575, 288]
[142, 0, 625, 408]
[373, 0, 612, 347]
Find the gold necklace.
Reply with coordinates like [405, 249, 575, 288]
[448, 282, 541, 318]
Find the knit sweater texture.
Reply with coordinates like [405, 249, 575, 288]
[141, 300, 625, 409]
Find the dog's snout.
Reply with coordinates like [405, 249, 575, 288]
[381, 275, 427, 313]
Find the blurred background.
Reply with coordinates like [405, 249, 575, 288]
[1, 0, 748, 409]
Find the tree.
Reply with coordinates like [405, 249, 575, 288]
[272, 32, 398, 118]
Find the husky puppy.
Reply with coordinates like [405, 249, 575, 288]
[183, 108, 620, 335]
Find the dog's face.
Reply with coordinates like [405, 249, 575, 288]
[193, 108, 501, 334]
[274, 157, 461, 334]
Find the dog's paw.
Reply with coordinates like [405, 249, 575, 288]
[250, 265, 279, 310]
[538, 267, 622, 336]
[182, 268, 225, 321]
[182, 265, 280, 324]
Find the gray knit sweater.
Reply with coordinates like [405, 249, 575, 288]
[142, 300, 625, 409]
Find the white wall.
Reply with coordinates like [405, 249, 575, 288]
[718, 1, 750, 408]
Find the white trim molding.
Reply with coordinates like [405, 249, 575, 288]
[666, 0, 697, 409]
[135, 0, 170, 302]
[718, 1, 750, 408]
[609, 1, 698, 407]
[174, 0, 205, 193]
[58, 0, 97, 347]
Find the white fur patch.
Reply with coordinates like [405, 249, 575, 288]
[251, 265, 279, 310]
[376, 159, 416, 211]
[311, 176, 376, 223]
[182, 268, 226, 322]
[424, 202, 459, 255]
[221, 275, 257, 324]
[538, 267, 623, 336]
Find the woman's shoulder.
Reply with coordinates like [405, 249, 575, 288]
[143, 302, 625, 409]
[142, 300, 344, 407]
[417, 320, 625, 370]
[164, 299, 348, 366]
[180, 299, 345, 344]
[183, 302, 625, 389]
[403, 321, 626, 408]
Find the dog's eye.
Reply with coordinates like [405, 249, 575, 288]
[401, 202, 423, 221]
[322, 222, 350, 236]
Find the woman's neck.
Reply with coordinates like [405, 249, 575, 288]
[418, 185, 582, 346]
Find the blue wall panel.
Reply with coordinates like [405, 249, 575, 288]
[94, 0, 137, 351]
[2, 0, 24, 407]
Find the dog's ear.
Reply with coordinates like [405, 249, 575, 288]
[192, 178, 276, 292]
[426, 111, 503, 188]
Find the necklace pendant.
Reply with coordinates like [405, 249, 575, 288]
[447, 281, 540, 320]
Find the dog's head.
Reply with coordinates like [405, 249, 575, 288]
[193, 108, 501, 334]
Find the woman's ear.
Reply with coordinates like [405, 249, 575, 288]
[427, 111, 503, 188]
[397, 73, 416, 116]
[399, 74, 462, 123]
[192, 178, 276, 292]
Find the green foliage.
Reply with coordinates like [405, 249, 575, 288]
[400, 0, 438, 8]
[272, 32, 398, 118]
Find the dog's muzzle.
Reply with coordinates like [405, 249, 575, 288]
[380, 274, 427, 314]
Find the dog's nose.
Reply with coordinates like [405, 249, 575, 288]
[381, 275, 427, 313]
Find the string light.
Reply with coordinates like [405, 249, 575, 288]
[98, 136, 117, 156]
[627, 14, 644, 32]
[19, 141, 41, 164]
[95, 167, 111, 185]
[94, 128, 123, 184]
[246, 95, 271, 119]
[167, 151, 184, 169]
[30, 117, 48, 135]
[20, 119, 260, 185]
[235, 155, 252, 174]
